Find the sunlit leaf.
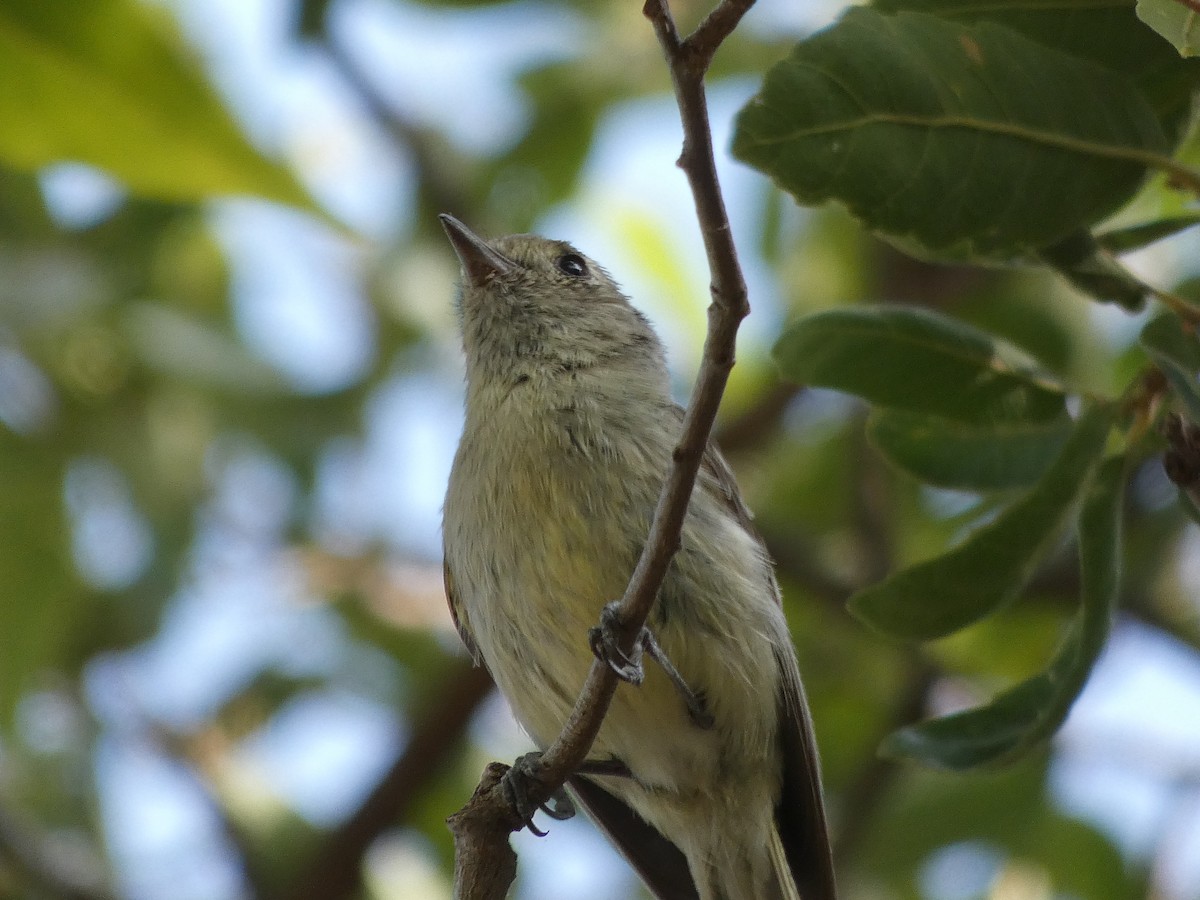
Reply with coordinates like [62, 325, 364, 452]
[733, 8, 1174, 257]
[1137, 0, 1200, 57]
[868, 410, 1073, 490]
[773, 306, 1067, 424]
[0, 440, 80, 727]
[0, 0, 317, 209]
[850, 405, 1113, 639]
[881, 454, 1125, 768]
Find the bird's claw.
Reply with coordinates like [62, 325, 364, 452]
[588, 602, 715, 730]
[588, 602, 646, 684]
[501, 752, 575, 836]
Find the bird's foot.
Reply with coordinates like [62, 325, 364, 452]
[501, 752, 575, 837]
[588, 601, 715, 730]
[588, 602, 647, 684]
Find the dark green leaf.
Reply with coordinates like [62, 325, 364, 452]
[733, 8, 1172, 257]
[773, 306, 1067, 424]
[881, 454, 1125, 768]
[850, 405, 1114, 639]
[0, 0, 317, 209]
[1039, 230, 1148, 310]
[873, 0, 1200, 142]
[868, 410, 1073, 490]
[1140, 312, 1200, 419]
[1096, 213, 1200, 252]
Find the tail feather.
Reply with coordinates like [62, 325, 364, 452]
[767, 823, 804, 900]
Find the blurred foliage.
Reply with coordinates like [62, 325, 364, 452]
[1, 0, 1199, 899]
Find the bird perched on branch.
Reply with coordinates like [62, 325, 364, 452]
[440, 214, 836, 900]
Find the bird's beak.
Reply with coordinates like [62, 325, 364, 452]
[439, 214, 515, 288]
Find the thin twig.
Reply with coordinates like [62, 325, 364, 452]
[448, 1, 757, 896]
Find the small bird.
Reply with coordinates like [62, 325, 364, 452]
[440, 214, 836, 900]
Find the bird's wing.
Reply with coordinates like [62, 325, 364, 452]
[443, 558, 482, 666]
[774, 645, 838, 900]
[567, 775, 699, 900]
[685, 407, 839, 898]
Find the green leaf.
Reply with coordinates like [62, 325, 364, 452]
[850, 404, 1114, 639]
[0, 0, 317, 209]
[881, 454, 1125, 769]
[732, 8, 1173, 257]
[1140, 312, 1200, 419]
[873, 0, 1200, 142]
[1137, 0, 1200, 57]
[868, 410, 1073, 490]
[773, 306, 1067, 425]
[0, 439, 81, 728]
[1038, 230, 1148, 310]
[1096, 213, 1200, 252]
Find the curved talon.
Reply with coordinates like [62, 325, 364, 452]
[500, 751, 576, 835]
[588, 603, 716, 730]
[588, 602, 646, 685]
[540, 789, 576, 821]
[501, 752, 549, 836]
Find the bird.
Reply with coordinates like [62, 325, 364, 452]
[440, 213, 836, 900]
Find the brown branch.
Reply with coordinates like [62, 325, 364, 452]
[448, 1, 757, 897]
[276, 662, 493, 900]
[1171, 0, 1200, 16]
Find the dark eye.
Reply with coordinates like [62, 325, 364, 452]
[557, 253, 588, 277]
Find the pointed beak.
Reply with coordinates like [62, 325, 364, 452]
[439, 214, 515, 288]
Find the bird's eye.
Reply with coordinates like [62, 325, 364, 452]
[557, 253, 588, 277]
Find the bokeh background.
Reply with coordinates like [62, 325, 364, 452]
[3, 1, 1200, 899]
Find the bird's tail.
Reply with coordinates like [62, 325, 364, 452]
[694, 821, 802, 900]
[765, 822, 804, 900]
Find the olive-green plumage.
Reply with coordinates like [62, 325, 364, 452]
[440, 215, 836, 900]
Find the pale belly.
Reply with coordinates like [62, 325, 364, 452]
[443, 404, 786, 799]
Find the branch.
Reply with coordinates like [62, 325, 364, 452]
[448, 1, 757, 896]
